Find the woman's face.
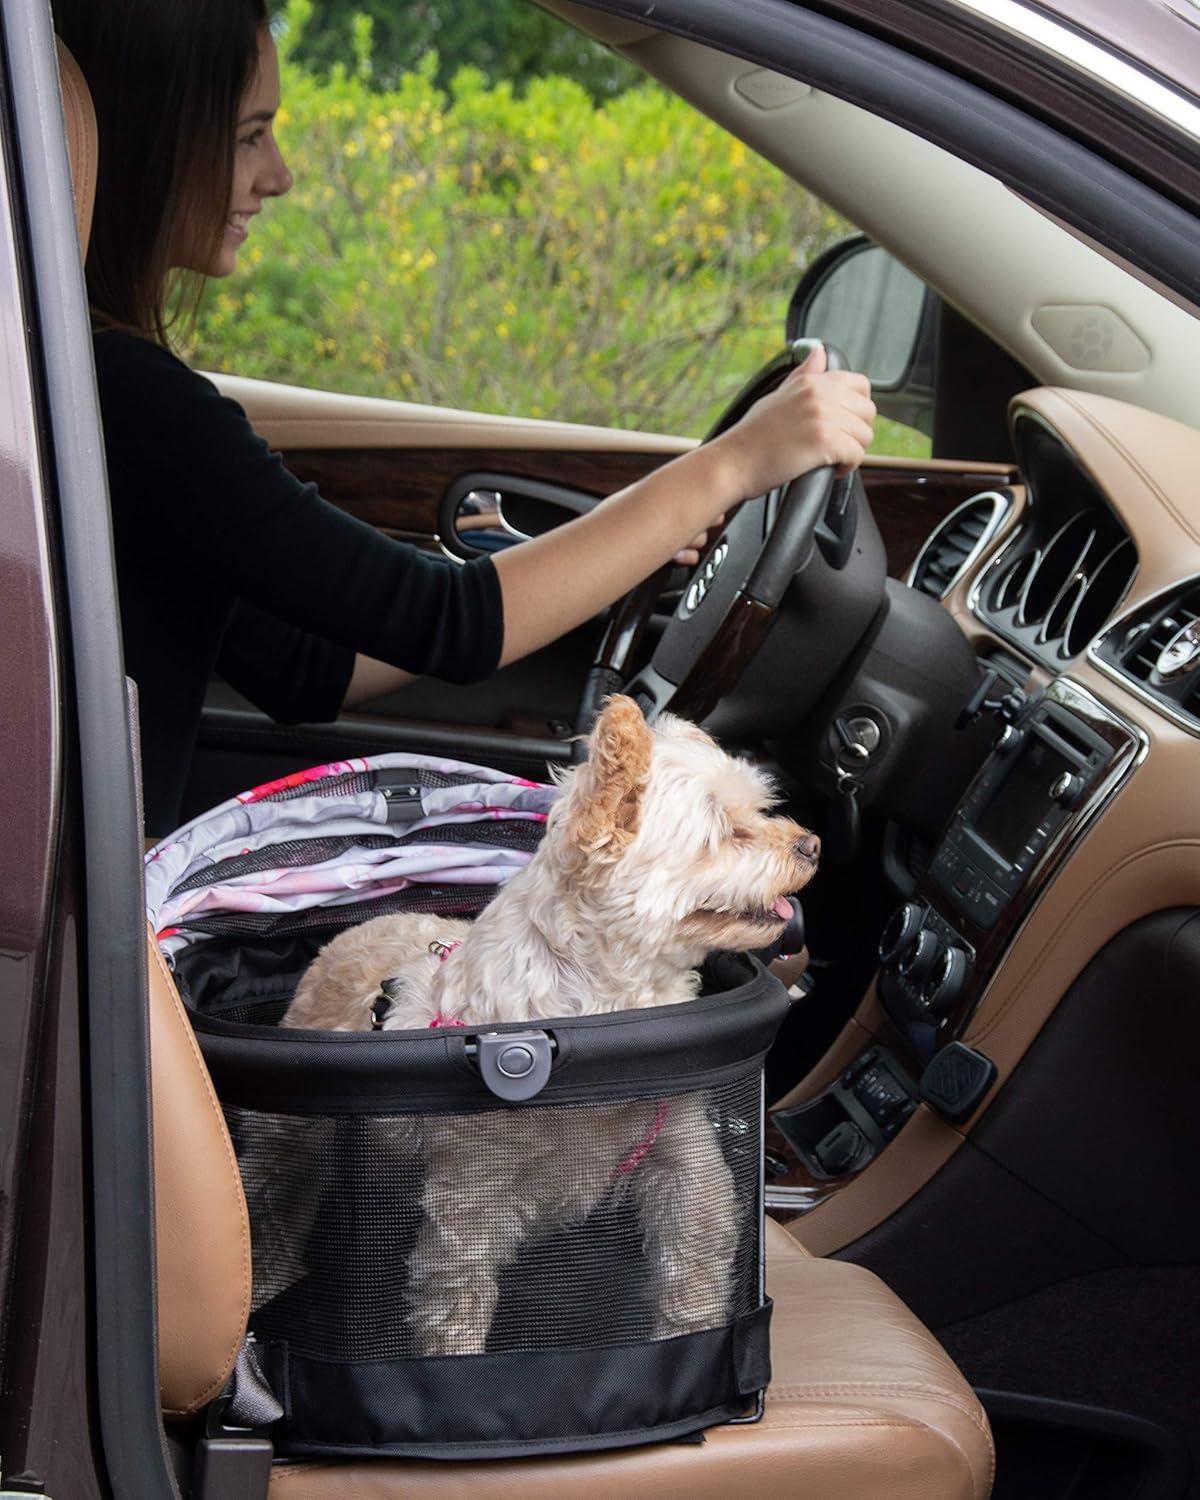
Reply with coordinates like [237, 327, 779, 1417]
[206, 28, 292, 277]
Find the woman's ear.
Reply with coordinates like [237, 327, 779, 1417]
[560, 695, 653, 855]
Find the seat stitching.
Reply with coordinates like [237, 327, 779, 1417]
[770, 1382, 993, 1498]
[149, 934, 253, 1413]
[771, 1381, 989, 1432]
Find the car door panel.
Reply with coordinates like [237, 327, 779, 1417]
[184, 373, 1015, 817]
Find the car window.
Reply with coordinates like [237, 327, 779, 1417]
[184, 0, 929, 457]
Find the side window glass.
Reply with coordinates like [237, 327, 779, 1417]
[187, 0, 916, 454]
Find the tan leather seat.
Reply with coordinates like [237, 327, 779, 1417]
[265, 1223, 992, 1500]
[59, 36, 991, 1498]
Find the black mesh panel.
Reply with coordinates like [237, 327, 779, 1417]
[227, 1071, 761, 1363]
[179, 884, 499, 940]
[172, 834, 400, 894]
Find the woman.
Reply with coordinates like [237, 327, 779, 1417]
[54, 0, 875, 836]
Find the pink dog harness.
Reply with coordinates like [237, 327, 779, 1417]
[373, 938, 465, 1030]
[373, 938, 667, 1174]
[612, 1100, 670, 1178]
[427, 939, 465, 1029]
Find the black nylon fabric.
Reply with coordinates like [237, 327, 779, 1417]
[261, 1304, 772, 1459]
[173, 884, 500, 1017]
[196, 956, 789, 1113]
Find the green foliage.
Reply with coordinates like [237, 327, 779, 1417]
[191, 6, 928, 456]
[280, 0, 640, 99]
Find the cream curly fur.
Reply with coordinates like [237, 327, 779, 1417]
[285, 697, 818, 1032]
[267, 698, 819, 1354]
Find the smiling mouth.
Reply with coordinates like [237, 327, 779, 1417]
[692, 896, 794, 928]
[226, 212, 253, 239]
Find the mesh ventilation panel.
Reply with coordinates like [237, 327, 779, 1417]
[228, 1071, 761, 1363]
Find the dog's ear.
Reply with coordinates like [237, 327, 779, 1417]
[565, 695, 653, 855]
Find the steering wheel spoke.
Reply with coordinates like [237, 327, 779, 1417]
[575, 340, 881, 737]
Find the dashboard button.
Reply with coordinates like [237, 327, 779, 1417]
[1050, 771, 1086, 809]
[973, 878, 1007, 930]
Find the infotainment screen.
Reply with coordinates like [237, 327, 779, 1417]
[974, 735, 1074, 865]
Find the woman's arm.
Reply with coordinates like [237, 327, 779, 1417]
[343, 349, 873, 704]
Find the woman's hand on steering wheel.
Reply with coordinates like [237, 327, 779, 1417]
[575, 340, 878, 742]
[708, 343, 876, 509]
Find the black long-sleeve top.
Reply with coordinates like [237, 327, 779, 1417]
[94, 330, 504, 834]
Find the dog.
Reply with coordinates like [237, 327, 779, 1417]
[270, 697, 819, 1356]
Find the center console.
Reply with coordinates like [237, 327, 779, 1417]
[875, 678, 1142, 1057]
[766, 678, 1144, 1214]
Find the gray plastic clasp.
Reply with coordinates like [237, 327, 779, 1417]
[474, 1029, 555, 1101]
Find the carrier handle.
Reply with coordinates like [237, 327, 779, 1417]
[471, 1030, 556, 1101]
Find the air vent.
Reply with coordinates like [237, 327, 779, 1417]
[973, 415, 1137, 668]
[1091, 580, 1200, 732]
[909, 491, 1011, 600]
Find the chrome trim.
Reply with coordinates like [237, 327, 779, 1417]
[1063, 536, 1136, 660]
[1087, 572, 1200, 739]
[969, 408, 1138, 666]
[905, 489, 1012, 599]
[968, 514, 1030, 619]
[1020, 511, 1089, 630]
[764, 1181, 840, 1213]
[940, 0, 1200, 145]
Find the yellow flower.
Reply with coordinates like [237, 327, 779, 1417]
[531, 153, 550, 173]
[344, 139, 360, 158]
[496, 322, 510, 339]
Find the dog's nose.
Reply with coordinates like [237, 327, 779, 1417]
[796, 833, 821, 862]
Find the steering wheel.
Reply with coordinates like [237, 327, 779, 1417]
[575, 340, 872, 751]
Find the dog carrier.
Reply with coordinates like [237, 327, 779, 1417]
[148, 752, 791, 1461]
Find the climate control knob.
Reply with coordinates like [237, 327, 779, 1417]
[920, 944, 970, 1019]
[897, 928, 944, 985]
[879, 903, 924, 969]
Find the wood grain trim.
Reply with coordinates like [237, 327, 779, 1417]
[670, 596, 775, 722]
[284, 447, 674, 537]
[862, 466, 1018, 579]
[285, 445, 1015, 579]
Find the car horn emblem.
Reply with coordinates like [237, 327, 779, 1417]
[1155, 619, 1200, 680]
[683, 541, 729, 617]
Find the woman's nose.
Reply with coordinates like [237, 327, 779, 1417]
[262, 139, 293, 199]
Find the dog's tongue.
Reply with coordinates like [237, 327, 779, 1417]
[773, 896, 794, 920]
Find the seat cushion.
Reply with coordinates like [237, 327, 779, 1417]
[267, 1218, 993, 1500]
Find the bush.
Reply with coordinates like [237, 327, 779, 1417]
[188, 4, 925, 453]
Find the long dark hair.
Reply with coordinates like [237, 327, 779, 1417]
[54, 0, 267, 342]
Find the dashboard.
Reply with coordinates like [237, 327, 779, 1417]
[766, 383, 1200, 1252]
